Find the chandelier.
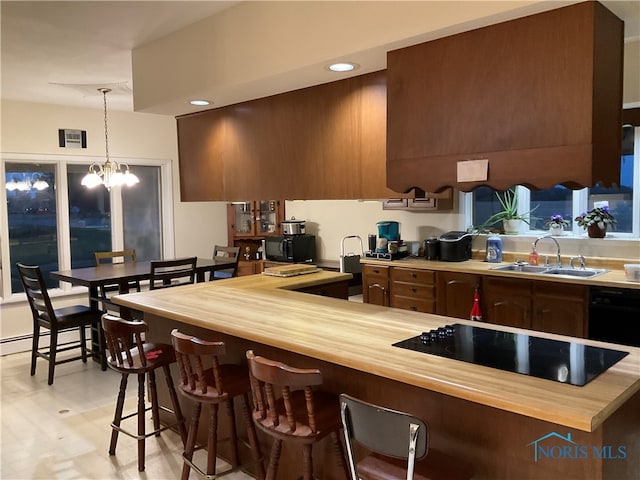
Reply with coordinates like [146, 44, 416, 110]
[81, 88, 139, 190]
[5, 174, 50, 192]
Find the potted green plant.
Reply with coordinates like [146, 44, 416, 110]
[545, 214, 570, 236]
[477, 187, 539, 234]
[575, 206, 616, 238]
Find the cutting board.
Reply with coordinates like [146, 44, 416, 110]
[262, 264, 320, 277]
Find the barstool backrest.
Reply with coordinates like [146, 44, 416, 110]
[101, 314, 149, 368]
[246, 350, 323, 433]
[340, 393, 429, 480]
[171, 329, 227, 397]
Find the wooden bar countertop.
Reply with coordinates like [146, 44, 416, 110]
[114, 270, 640, 433]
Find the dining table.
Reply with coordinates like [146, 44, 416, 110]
[50, 257, 237, 362]
[50, 257, 238, 311]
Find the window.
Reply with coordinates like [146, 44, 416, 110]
[469, 125, 639, 237]
[1, 155, 171, 297]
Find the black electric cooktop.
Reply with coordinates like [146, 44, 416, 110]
[393, 323, 629, 387]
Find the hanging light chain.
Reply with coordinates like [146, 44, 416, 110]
[99, 88, 112, 165]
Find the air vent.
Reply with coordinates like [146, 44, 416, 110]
[58, 129, 87, 148]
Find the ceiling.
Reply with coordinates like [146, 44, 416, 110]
[1, 1, 638, 116]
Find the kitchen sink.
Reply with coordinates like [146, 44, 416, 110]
[542, 268, 609, 279]
[490, 264, 551, 274]
[490, 263, 608, 279]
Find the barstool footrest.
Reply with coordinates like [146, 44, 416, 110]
[182, 451, 262, 480]
[111, 405, 183, 441]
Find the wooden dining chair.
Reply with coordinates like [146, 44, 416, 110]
[246, 350, 349, 480]
[102, 314, 187, 472]
[94, 249, 140, 312]
[171, 330, 265, 480]
[149, 257, 197, 290]
[211, 245, 240, 280]
[340, 394, 473, 480]
[16, 263, 106, 385]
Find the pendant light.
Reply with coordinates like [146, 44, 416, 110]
[81, 88, 139, 190]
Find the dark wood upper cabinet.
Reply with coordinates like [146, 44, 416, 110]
[177, 71, 399, 201]
[386, 1, 623, 194]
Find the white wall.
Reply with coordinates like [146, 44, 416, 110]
[0, 99, 228, 353]
[285, 199, 465, 264]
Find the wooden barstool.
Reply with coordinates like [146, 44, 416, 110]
[102, 314, 187, 472]
[246, 350, 349, 480]
[171, 330, 265, 480]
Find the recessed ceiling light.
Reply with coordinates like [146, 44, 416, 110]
[189, 100, 211, 106]
[328, 62, 358, 72]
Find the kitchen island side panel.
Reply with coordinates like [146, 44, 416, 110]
[144, 312, 639, 480]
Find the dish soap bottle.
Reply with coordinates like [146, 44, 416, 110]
[485, 234, 503, 263]
[528, 243, 539, 266]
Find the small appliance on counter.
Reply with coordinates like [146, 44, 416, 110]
[264, 234, 316, 263]
[281, 217, 306, 235]
[424, 237, 440, 260]
[439, 231, 472, 262]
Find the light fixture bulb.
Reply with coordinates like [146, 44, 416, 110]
[328, 62, 357, 72]
[190, 100, 211, 106]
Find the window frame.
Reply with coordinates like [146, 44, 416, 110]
[463, 125, 640, 239]
[0, 153, 174, 300]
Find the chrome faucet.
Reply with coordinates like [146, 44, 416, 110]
[569, 254, 586, 269]
[534, 234, 562, 267]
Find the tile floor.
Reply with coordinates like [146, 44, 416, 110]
[0, 350, 254, 480]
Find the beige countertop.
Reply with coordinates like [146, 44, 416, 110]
[361, 254, 640, 289]
[114, 270, 640, 433]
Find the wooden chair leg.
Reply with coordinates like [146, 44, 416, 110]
[163, 365, 187, 443]
[137, 373, 146, 471]
[79, 325, 88, 363]
[31, 324, 40, 376]
[181, 402, 202, 480]
[47, 330, 58, 385]
[302, 443, 313, 480]
[207, 404, 219, 475]
[148, 370, 161, 436]
[226, 399, 240, 467]
[332, 430, 350, 479]
[241, 394, 265, 480]
[110, 374, 128, 455]
[266, 439, 282, 480]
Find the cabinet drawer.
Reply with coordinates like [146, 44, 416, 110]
[363, 264, 390, 279]
[392, 282, 435, 300]
[391, 268, 435, 285]
[391, 295, 435, 313]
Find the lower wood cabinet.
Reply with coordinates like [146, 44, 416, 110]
[363, 264, 390, 306]
[483, 277, 532, 329]
[237, 260, 263, 276]
[295, 280, 350, 300]
[436, 271, 481, 320]
[362, 263, 588, 338]
[482, 277, 588, 337]
[532, 282, 588, 338]
[390, 267, 436, 313]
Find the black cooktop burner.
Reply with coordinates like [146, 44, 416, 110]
[393, 323, 629, 387]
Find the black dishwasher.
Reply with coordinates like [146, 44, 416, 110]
[589, 287, 640, 347]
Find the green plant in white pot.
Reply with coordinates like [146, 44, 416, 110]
[476, 187, 539, 234]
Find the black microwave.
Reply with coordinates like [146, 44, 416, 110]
[264, 235, 316, 263]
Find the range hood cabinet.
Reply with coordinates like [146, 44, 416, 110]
[386, 1, 623, 193]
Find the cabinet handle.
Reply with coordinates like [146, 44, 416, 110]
[373, 269, 380, 274]
[412, 273, 417, 278]
[411, 287, 417, 293]
[411, 306, 417, 311]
